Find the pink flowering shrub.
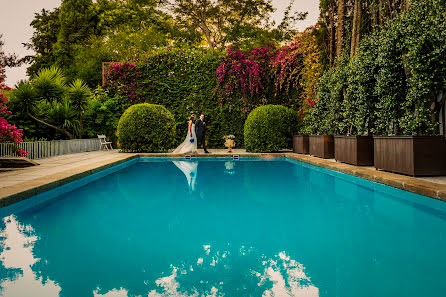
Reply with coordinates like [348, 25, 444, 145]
[215, 46, 274, 110]
[104, 62, 142, 102]
[270, 42, 304, 96]
[215, 43, 306, 112]
[0, 92, 27, 157]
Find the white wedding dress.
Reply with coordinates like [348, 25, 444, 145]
[173, 123, 197, 154]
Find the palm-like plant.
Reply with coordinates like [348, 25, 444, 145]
[33, 66, 66, 102]
[11, 67, 78, 139]
[66, 79, 90, 138]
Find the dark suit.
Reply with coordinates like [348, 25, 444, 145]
[195, 118, 209, 153]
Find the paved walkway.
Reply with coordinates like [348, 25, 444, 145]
[0, 150, 123, 189]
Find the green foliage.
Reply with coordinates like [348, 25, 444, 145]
[117, 103, 176, 152]
[33, 66, 67, 102]
[306, 54, 349, 135]
[10, 67, 91, 139]
[53, 0, 96, 71]
[24, 8, 60, 78]
[83, 87, 127, 143]
[342, 35, 379, 135]
[169, 0, 306, 49]
[106, 49, 250, 148]
[244, 105, 299, 152]
[306, 0, 446, 136]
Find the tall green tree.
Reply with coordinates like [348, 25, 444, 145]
[53, 0, 96, 70]
[24, 8, 60, 78]
[167, 0, 306, 49]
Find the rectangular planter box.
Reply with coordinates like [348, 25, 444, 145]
[293, 135, 309, 154]
[309, 135, 334, 159]
[374, 136, 446, 176]
[335, 136, 374, 166]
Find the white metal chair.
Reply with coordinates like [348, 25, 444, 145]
[98, 134, 113, 150]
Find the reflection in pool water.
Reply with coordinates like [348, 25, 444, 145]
[0, 216, 61, 297]
[173, 161, 198, 192]
[1, 159, 446, 297]
[1, 216, 317, 297]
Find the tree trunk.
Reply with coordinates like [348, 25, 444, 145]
[378, 0, 385, 26]
[350, 0, 361, 58]
[27, 112, 74, 139]
[329, 4, 336, 67]
[371, 1, 378, 27]
[336, 0, 345, 58]
[78, 114, 83, 139]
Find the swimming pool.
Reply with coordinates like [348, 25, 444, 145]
[1, 157, 445, 297]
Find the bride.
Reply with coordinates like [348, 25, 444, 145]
[173, 114, 197, 154]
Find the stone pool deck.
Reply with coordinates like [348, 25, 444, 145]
[1, 149, 446, 207]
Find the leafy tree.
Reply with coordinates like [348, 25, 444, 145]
[53, 0, 96, 72]
[167, 0, 306, 49]
[24, 8, 61, 78]
[1, 35, 23, 88]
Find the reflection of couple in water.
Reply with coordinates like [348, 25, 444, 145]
[173, 161, 236, 192]
[173, 161, 198, 192]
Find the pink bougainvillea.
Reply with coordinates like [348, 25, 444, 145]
[215, 43, 305, 111]
[215, 46, 274, 108]
[104, 62, 142, 103]
[0, 92, 27, 157]
[269, 42, 303, 96]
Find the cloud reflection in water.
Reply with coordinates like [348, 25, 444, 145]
[0, 216, 61, 297]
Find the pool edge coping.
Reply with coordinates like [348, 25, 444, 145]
[1, 152, 446, 208]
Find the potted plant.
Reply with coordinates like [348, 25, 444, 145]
[223, 135, 236, 153]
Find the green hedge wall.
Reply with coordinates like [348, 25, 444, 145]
[105, 49, 249, 148]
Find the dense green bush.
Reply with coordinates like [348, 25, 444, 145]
[306, 54, 349, 135]
[83, 87, 128, 144]
[244, 105, 299, 152]
[305, 0, 446, 136]
[117, 103, 175, 152]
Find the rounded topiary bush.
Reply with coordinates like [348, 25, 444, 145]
[117, 103, 175, 152]
[244, 105, 299, 152]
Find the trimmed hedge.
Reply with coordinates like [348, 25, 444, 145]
[117, 103, 175, 152]
[244, 105, 299, 152]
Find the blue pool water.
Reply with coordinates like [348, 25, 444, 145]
[1, 157, 446, 297]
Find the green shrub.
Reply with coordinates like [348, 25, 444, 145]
[117, 103, 175, 152]
[306, 54, 350, 135]
[244, 105, 299, 152]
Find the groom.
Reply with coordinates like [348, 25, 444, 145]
[195, 113, 210, 153]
